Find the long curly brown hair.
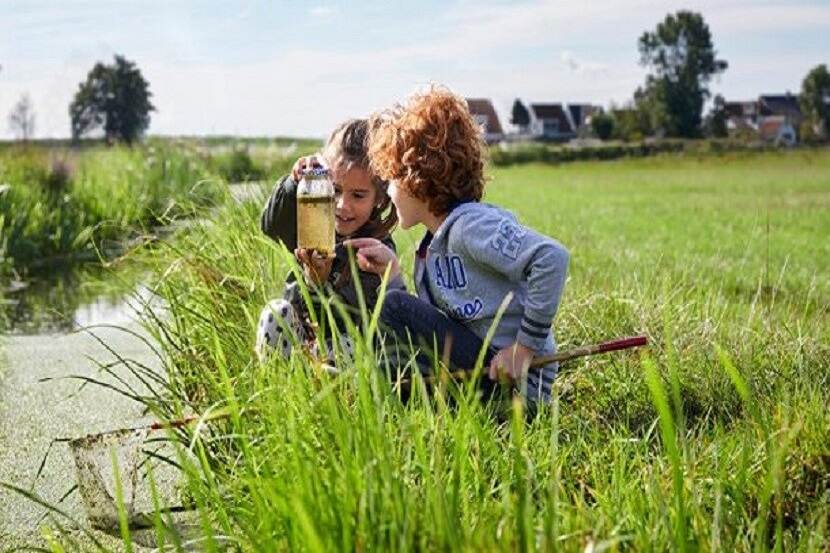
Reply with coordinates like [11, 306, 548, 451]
[368, 86, 487, 215]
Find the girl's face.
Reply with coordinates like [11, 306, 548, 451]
[388, 179, 429, 230]
[332, 166, 378, 237]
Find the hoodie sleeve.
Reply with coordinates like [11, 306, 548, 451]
[386, 273, 407, 291]
[382, 236, 407, 291]
[260, 175, 298, 250]
[456, 210, 569, 352]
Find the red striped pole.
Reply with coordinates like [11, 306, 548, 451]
[401, 334, 648, 387]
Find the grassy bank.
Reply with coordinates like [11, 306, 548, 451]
[33, 150, 830, 550]
[0, 138, 324, 278]
[0, 141, 227, 275]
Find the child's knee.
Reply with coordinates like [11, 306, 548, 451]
[256, 299, 299, 361]
[380, 289, 408, 322]
[341, 335, 355, 357]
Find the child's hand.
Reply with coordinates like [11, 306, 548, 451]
[343, 238, 401, 280]
[489, 342, 535, 382]
[295, 248, 334, 286]
[291, 155, 322, 182]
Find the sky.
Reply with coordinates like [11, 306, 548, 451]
[1, 0, 828, 140]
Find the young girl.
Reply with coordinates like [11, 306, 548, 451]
[255, 118, 400, 362]
[347, 88, 569, 405]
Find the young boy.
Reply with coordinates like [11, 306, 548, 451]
[347, 87, 569, 405]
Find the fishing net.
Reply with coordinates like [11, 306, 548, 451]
[66, 425, 215, 548]
[68, 427, 152, 530]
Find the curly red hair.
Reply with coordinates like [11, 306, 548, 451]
[368, 86, 486, 215]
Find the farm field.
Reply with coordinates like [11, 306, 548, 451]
[4, 149, 829, 551]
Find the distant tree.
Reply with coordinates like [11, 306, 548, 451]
[69, 55, 154, 144]
[638, 11, 728, 138]
[590, 112, 614, 140]
[799, 64, 830, 139]
[704, 94, 729, 138]
[8, 93, 36, 141]
[608, 99, 654, 142]
[510, 99, 530, 128]
[631, 85, 661, 136]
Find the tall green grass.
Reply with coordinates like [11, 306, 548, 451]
[205, 139, 322, 184]
[0, 137, 322, 277]
[0, 141, 224, 275]
[27, 150, 830, 550]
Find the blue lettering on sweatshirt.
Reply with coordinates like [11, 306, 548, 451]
[451, 297, 484, 320]
[490, 219, 526, 260]
[433, 254, 468, 290]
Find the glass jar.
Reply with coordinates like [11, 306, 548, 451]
[296, 165, 335, 256]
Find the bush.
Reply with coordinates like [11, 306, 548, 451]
[591, 113, 615, 140]
[213, 147, 265, 182]
[41, 159, 74, 200]
[799, 121, 826, 145]
[490, 140, 687, 166]
[486, 138, 818, 167]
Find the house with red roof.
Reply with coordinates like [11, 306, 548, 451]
[466, 98, 504, 144]
[725, 100, 760, 132]
[724, 93, 802, 144]
[758, 116, 797, 146]
[758, 94, 802, 125]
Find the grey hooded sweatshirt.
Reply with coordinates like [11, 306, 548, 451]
[414, 202, 569, 402]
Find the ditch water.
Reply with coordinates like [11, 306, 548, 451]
[0, 264, 168, 548]
[0, 185, 258, 547]
[1, 264, 143, 335]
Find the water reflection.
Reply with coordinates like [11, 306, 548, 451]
[1, 264, 146, 335]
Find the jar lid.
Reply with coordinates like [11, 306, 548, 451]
[302, 166, 330, 179]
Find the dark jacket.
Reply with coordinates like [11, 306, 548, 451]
[260, 175, 398, 320]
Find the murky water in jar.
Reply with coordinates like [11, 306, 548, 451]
[297, 194, 335, 256]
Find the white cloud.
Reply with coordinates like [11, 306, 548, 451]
[560, 51, 609, 75]
[309, 6, 334, 18]
[706, 2, 830, 33]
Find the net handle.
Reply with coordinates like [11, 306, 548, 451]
[148, 408, 232, 431]
[401, 334, 648, 387]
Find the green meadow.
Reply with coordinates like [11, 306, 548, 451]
[12, 149, 830, 550]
